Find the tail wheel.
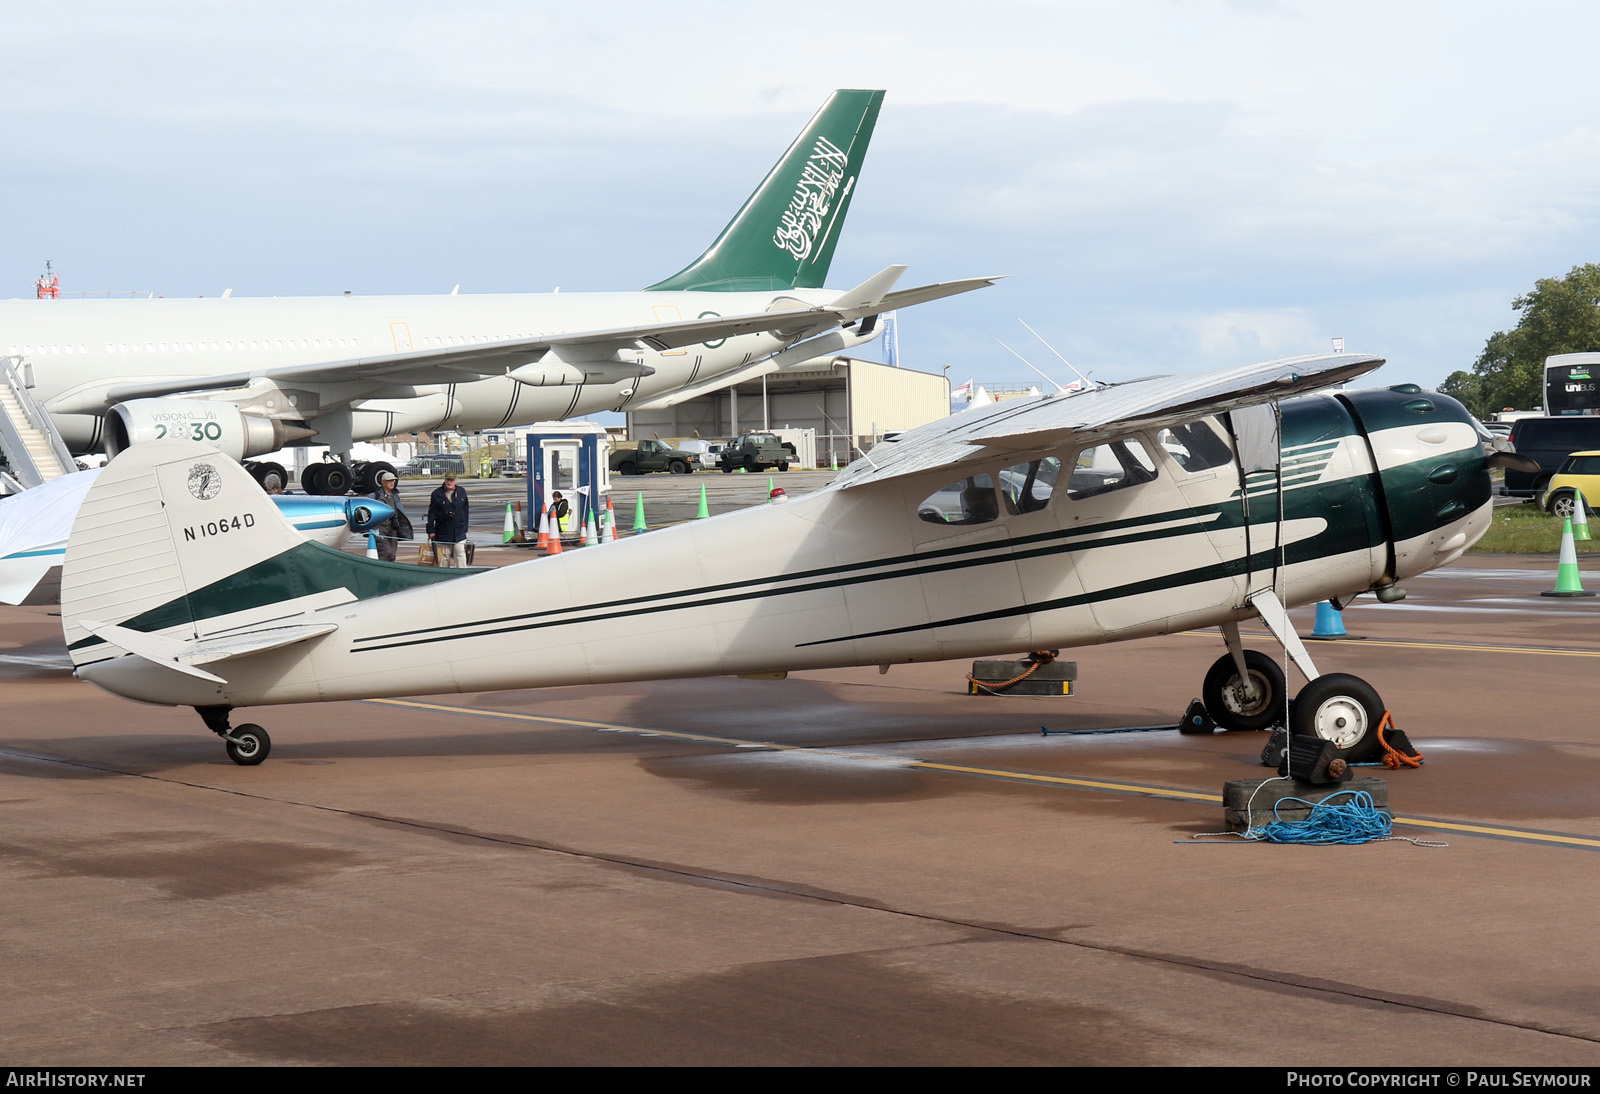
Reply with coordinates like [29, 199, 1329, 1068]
[225, 724, 271, 766]
[1289, 673, 1384, 764]
[1202, 650, 1288, 731]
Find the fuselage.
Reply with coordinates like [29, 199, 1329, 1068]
[0, 289, 835, 453]
[64, 384, 1495, 710]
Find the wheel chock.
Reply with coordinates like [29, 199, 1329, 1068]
[1278, 735, 1353, 785]
[1178, 698, 1216, 735]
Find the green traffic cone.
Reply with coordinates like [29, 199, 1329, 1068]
[1573, 493, 1592, 542]
[767, 476, 775, 496]
[1542, 518, 1595, 597]
[830, 451, 838, 471]
[632, 491, 648, 533]
[502, 501, 514, 543]
[696, 483, 711, 519]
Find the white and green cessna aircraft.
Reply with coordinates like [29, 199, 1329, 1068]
[58, 353, 1507, 768]
[3, 90, 994, 494]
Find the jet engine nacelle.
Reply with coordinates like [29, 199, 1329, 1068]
[104, 399, 306, 462]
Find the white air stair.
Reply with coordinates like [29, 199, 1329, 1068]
[0, 356, 78, 493]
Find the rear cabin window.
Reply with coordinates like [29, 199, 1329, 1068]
[918, 473, 999, 525]
[1561, 454, 1600, 475]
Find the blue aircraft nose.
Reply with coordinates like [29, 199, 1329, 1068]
[344, 498, 394, 533]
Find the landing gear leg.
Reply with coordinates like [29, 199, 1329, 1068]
[1203, 623, 1287, 731]
[196, 705, 272, 766]
[1243, 590, 1388, 764]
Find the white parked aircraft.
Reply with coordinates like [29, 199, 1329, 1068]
[58, 354, 1510, 767]
[1, 90, 994, 494]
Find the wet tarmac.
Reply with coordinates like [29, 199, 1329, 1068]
[2, 550, 1598, 1065]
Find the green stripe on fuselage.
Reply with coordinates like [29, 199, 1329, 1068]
[69, 542, 477, 649]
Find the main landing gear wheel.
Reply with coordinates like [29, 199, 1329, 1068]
[225, 724, 271, 766]
[250, 461, 289, 493]
[1202, 650, 1288, 731]
[1289, 673, 1384, 764]
[302, 462, 353, 495]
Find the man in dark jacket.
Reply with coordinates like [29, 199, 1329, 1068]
[368, 470, 414, 562]
[426, 472, 470, 567]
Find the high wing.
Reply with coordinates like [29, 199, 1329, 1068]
[835, 352, 1386, 489]
[98, 270, 1000, 406]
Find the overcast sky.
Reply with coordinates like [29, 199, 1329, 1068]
[5, 1, 1598, 393]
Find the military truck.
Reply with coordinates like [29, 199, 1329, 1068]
[721, 431, 791, 473]
[609, 438, 696, 475]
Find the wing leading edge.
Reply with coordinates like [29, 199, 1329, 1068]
[98, 272, 1000, 406]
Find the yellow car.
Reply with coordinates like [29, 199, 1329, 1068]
[1540, 451, 1600, 518]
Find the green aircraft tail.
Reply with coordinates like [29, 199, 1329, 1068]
[646, 89, 884, 293]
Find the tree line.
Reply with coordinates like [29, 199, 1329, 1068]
[1439, 263, 1600, 418]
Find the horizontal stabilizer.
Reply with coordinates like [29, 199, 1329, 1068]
[78, 618, 339, 681]
[836, 353, 1385, 490]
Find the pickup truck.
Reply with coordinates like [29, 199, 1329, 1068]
[609, 438, 696, 475]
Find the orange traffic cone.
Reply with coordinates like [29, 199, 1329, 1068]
[536, 505, 550, 550]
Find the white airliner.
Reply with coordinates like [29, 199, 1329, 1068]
[1, 90, 994, 493]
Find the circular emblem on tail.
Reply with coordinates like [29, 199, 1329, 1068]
[188, 462, 221, 501]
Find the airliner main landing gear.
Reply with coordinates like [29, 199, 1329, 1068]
[245, 461, 289, 493]
[197, 706, 272, 766]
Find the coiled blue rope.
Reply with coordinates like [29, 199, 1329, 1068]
[1245, 788, 1392, 844]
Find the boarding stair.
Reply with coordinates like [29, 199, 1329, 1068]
[0, 356, 77, 494]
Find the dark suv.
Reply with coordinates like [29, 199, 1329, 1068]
[1505, 417, 1600, 496]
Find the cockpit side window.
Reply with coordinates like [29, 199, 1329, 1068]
[1157, 419, 1234, 473]
[1066, 438, 1158, 500]
[917, 473, 999, 525]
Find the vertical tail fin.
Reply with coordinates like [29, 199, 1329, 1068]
[645, 89, 884, 293]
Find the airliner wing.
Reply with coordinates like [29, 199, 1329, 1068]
[835, 353, 1386, 490]
[98, 274, 1001, 405]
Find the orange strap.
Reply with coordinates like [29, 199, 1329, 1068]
[967, 651, 1057, 692]
[1377, 711, 1423, 769]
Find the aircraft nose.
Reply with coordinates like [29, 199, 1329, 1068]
[1342, 385, 1496, 581]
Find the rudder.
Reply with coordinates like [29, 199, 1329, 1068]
[645, 89, 883, 293]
